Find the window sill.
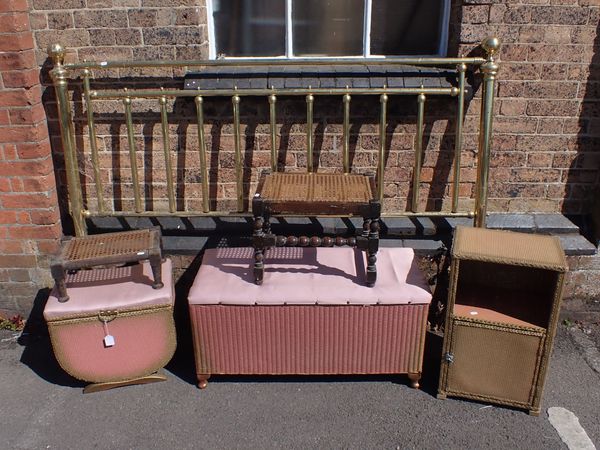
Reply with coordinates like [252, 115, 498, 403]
[184, 64, 464, 91]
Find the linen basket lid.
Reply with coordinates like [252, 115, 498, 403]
[451, 226, 568, 272]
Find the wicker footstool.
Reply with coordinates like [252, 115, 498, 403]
[252, 172, 381, 286]
[50, 228, 164, 302]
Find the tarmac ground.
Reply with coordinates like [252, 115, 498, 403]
[1, 316, 599, 449]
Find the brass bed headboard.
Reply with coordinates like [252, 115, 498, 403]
[47, 37, 500, 237]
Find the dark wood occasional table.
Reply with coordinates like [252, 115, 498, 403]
[50, 228, 164, 302]
[252, 171, 381, 286]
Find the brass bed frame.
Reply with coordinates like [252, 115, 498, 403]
[46, 37, 500, 237]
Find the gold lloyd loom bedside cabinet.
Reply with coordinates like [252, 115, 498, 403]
[437, 226, 568, 416]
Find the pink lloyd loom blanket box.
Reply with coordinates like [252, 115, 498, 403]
[188, 246, 432, 389]
[44, 259, 176, 393]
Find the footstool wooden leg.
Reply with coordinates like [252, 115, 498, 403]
[149, 252, 164, 289]
[197, 374, 211, 389]
[408, 372, 421, 389]
[50, 263, 69, 303]
[253, 216, 265, 285]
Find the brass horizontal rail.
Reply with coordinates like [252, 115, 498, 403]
[82, 210, 474, 219]
[90, 87, 459, 100]
[66, 57, 487, 71]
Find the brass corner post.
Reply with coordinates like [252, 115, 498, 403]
[159, 95, 176, 213]
[452, 63, 467, 213]
[268, 93, 277, 172]
[474, 37, 500, 228]
[194, 95, 210, 213]
[306, 93, 314, 173]
[48, 44, 87, 236]
[342, 92, 351, 174]
[232, 93, 243, 212]
[412, 91, 426, 213]
[377, 92, 388, 204]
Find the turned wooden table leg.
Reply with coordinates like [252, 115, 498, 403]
[366, 218, 379, 287]
[253, 215, 265, 285]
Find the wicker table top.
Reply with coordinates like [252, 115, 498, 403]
[255, 172, 377, 216]
[452, 226, 567, 271]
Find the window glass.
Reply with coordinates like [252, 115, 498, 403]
[209, 0, 449, 58]
[292, 0, 364, 57]
[213, 0, 286, 57]
[370, 0, 445, 55]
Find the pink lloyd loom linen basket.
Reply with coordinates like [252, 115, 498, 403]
[44, 259, 176, 393]
[188, 247, 432, 389]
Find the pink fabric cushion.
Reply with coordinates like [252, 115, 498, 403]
[44, 259, 173, 320]
[188, 247, 431, 306]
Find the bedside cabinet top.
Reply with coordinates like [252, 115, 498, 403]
[452, 226, 568, 272]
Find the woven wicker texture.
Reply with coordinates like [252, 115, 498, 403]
[452, 226, 567, 271]
[446, 320, 544, 406]
[259, 173, 373, 203]
[63, 229, 153, 262]
[191, 304, 428, 376]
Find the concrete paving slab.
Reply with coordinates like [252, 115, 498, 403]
[534, 214, 580, 234]
[558, 235, 598, 256]
[487, 213, 535, 231]
[1, 325, 599, 449]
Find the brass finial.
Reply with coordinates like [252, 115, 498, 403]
[47, 43, 65, 66]
[481, 37, 501, 59]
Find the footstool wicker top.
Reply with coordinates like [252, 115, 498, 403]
[255, 172, 377, 216]
[57, 229, 161, 269]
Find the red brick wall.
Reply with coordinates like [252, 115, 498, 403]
[2, 1, 600, 313]
[454, 0, 600, 214]
[0, 0, 61, 316]
[26, 0, 600, 215]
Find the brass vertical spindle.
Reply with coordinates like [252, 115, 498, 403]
[47, 44, 86, 236]
[232, 93, 244, 211]
[343, 92, 351, 174]
[452, 63, 467, 213]
[269, 93, 277, 172]
[195, 95, 210, 213]
[82, 68, 105, 214]
[159, 95, 176, 213]
[306, 92, 314, 173]
[123, 92, 143, 213]
[377, 92, 388, 204]
[412, 92, 426, 213]
[474, 37, 500, 227]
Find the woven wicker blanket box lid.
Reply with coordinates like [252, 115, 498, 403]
[188, 247, 432, 306]
[44, 259, 176, 386]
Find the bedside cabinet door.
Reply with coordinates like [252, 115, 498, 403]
[443, 319, 545, 408]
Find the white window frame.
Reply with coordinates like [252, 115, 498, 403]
[207, 0, 451, 60]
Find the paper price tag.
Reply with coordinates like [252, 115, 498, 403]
[103, 335, 115, 347]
